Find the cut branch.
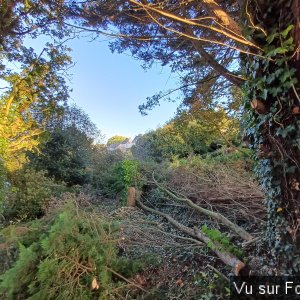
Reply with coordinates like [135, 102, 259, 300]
[137, 199, 246, 275]
[152, 174, 254, 242]
[201, 0, 242, 36]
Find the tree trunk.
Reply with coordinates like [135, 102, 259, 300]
[244, 0, 300, 274]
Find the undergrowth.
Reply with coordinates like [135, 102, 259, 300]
[0, 201, 148, 299]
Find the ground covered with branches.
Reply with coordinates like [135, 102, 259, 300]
[0, 148, 266, 299]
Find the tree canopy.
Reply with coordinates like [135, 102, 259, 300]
[107, 135, 129, 146]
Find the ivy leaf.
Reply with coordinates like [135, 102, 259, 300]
[266, 32, 279, 44]
[260, 89, 268, 100]
[282, 37, 294, 47]
[275, 47, 289, 55]
[276, 125, 295, 138]
[280, 25, 294, 38]
[270, 86, 282, 96]
[280, 69, 296, 83]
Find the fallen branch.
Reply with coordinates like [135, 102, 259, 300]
[137, 199, 247, 275]
[242, 236, 261, 248]
[106, 267, 148, 293]
[207, 264, 230, 283]
[137, 199, 201, 241]
[152, 174, 254, 242]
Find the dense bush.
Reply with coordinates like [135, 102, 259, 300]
[29, 127, 94, 186]
[90, 145, 125, 193]
[94, 158, 142, 203]
[0, 202, 146, 299]
[1, 167, 66, 222]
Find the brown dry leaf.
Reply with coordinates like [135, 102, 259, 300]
[175, 279, 184, 287]
[91, 277, 100, 290]
[135, 274, 146, 286]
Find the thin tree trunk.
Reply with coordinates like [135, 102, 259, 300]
[137, 199, 246, 275]
[191, 38, 245, 87]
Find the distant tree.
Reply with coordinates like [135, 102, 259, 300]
[107, 135, 129, 146]
[30, 127, 93, 186]
[29, 105, 100, 186]
[132, 107, 239, 161]
[46, 104, 101, 140]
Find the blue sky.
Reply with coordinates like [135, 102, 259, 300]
[65, 36, 181, 142]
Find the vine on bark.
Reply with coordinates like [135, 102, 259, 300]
[243, 0, 300, 274]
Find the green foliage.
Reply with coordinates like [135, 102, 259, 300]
[243, 8, 300, 273]
[120, 159, 139, 188]
[1, 167, 65, 222]
[0, 45, 71, 171]
[107, 135, 128, 146]
[0, 202, 146, 299]
[46, 104, 101, 141]
[106, 159, 140, 203]
[90, 145, 125, 193]
[202, 224, 244, 257]
[132, 108, 241, 162]
[29, 127, 94, 186]
[194, 271, 229, 300]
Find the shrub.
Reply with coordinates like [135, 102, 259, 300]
[109, 159, 141, 203]
[0, 202, 146, 299]
[29, 127, 94, 186]
[93, 157, 142, 203]
[1, 167, 66, 222]
[90, 146, 125, 193]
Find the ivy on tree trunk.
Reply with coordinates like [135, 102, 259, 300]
[244, 0, 300, 274]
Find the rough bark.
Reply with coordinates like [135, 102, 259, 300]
[201, 0, 242, 36]
[245, 0, 300, 273]
[292, 0, 300, 77]
[127, 187, 137, 207]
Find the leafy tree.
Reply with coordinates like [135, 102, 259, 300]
[132, 127, 188, 162]
[132, 108, 239, 161]
[175, 106, 240, 150]
[46, 104, 101, 140]
[90, 144, 125, 192]
[0, 45, 71, 170]
[29, 104, 100, 186]
[107, 135, 129, 146]
[0, 0, 75, 73]
[30, 127, 93, 186]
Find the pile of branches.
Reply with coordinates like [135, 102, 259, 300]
[168, 163, 265, 224]
[132, 159, 267, 276]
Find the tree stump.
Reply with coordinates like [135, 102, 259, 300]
[127, 187, 139, 207]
